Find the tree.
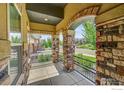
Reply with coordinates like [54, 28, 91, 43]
[82, 21, 96, 47]
[11, 35, 21, 43]
[47, 38, 52, 48]
[42, 39, 48, 48]
[59, 40, 63, 46]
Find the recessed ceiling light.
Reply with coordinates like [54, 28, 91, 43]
[44, 18, 48, 21]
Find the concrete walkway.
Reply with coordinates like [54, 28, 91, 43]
[75, 48, 96, 57]
[27, 62, 59, 84]
[28, 61, 94, 85]
[34, 48, 96, 57]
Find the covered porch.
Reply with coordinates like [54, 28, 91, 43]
[28, 60, 94, 85]
[0, 3, 124, 85]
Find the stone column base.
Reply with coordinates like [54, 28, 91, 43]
[63, 63, 74, 72]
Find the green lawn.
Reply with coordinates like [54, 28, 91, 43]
[75, 54, 96, 62]
[74, 54, 96, 69]
[77, 44, 96, 50]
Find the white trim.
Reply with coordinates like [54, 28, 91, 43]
[7, 4, 10, 41]
[13, 4, 22, 16]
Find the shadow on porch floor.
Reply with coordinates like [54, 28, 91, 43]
[27, 60, 94, 85]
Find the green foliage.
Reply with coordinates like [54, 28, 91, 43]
[38, 54, 51, 62]
[41, 40, 45, 48]
[74, 54, 96, 69]
[59, 53, 64, 61]
[11, 35, 21, 43]
[47, 38, 52, 48]
[81, 21, 96, 49]
[41, 38, 52, 48]
[59, 53, 96, 69]
[59, 54, 63, 58]
[59, 40, 63, 46]
[75, 54, 96, 62]
[44, 40, 49, 48]
[77, 44, 96, 50]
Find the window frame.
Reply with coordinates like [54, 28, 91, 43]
[7, 3, 22, 85]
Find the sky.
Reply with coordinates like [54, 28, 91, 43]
[30, 34, 52, 40]
[30, 25, 84, 41]
[75, 24, 85, 39]
[59, 32, 63, 41]
[39, 34, 51, 40]
[10, 33, 52, 41]
[10, 32, 21, 41]
[10, 24, 84, 41]
[59, 25, 84, 41]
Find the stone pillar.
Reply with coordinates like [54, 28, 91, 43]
[52, 34, 59, 63]
[63, 29, 75, 72]
[21, 4, 31, 85]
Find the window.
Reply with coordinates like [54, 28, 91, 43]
[8, 4, 22, 84]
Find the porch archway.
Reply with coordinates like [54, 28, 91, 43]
[62, 6, 100, 72]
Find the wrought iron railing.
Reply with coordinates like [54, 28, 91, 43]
[74, 55, 96, 84]
[59, 54, 96, 84]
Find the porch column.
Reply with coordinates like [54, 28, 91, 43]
[52, 34, 59, 63]
[0, 4, 11, 84]
[0, 4, 10, 59]
[21, 4, 30, 55]
[63, 29, 75, 72]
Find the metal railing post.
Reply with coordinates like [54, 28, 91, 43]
[59, 54, 96, 84]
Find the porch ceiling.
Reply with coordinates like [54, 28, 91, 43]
[26, 3, 66, 25]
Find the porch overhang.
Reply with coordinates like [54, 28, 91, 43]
[29, 22, 56, 35]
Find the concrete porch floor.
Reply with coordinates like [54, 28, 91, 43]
[27, 60, 94, 85]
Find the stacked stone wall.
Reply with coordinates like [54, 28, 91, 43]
[63, 30, 75, 72]
[52, 35, 59, 63]
[96, 19, 124, 85]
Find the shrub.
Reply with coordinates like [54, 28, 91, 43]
[38, 54, 51, 62]
[74, 54, 96, 69]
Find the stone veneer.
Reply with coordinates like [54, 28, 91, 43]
[52, 34, 59, 63]
[21, 55, 31, 84]
[63, 30, 75, 72]
[96, 19, 124, 85]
